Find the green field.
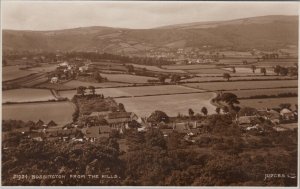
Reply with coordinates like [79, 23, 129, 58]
[228, 88, 298, 98]
[3, 66, 37, 81]
[27, 64, 57, 72]
[62, 80, 130, 88]
[3, 88, 56, 103]
[185, 68, 230, 74]
[2, 101, 75, 125]
[131, 64, 186, 73]
[182, 75, 293, 82]
[183, 80, 298, 91]
[115, 92, 216, 117]
[101, 73, 157, 83]
[59, 85, 203, 99]
[162, 64, 217, 70]
[239, 97, 298, 110]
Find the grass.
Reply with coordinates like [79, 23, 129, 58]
[2, 101, 75, 125]
[181, 75, 293, 82]
[115, 92, 216, 117]
[3, 66, 37, 81]
[228, 88, 298, 98]
[62, 80, 130, 88]
[162, 64, 217, 70]
[3, 88, 56, 103]
[131, 64, 186, 73]
[183, 80, 298, 91]
[101, 73, 157, 83]
[185, 68, 230, 74]
[239, 97, 298, 110]
[59, 85, 203, 99]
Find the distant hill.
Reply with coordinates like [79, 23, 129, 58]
[3, 15, 298, 53]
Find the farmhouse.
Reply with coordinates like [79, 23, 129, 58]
[280, 108, 295, 121]
[83, 126, 112, 142]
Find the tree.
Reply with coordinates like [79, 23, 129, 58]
[220, 93, 240, 106]
[118, 103, 126, 112]
[223, 73, 231, 81]
[232, 67, 236, 73]
[251, 65, 256, 73]
[215, 107, 221, 114]
[158, 75, 167, 83]
[279, 103, 291, 110]
[88, 86, 95, 95]
[188, 108, 194, 118]
[274, 65, 281, 75]
[93, 71, 103, 82]
[279, 67, 288, 76]
[201, 107, 208, 116]
[148, 110, 169, 123]
[76, 86, 86, 96]
[171, 74, 181, 83]
[222, 106, 229, 114]
[260, 67, 267, 75]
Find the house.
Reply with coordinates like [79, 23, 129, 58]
[237, 116, 258, 127]
[58, 61, 69, 67]
[83, 126, 112, 142]
[36, 120, 44, 127]
[47, 120, 58, 127]
[280, 108, 295, 121]
[105, 112, 133, 132]
[258, 109, 280, 124]
[173, 122, 190, 134]
[161, 128, 174, 137]
[50, 77, 58, 83]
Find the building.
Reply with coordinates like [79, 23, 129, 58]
[105, 112, 135, 132]
[83, 126, 112, 142]
[50, 77, 58, 83]
[280, 108, 295, 121]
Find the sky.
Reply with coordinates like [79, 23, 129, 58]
[2, 1, 299, 31]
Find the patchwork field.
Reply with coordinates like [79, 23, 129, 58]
[3, 88, 55, 103]
[27, 64, 57, 72]
[59, 85, 203, 99]
[183, 80, 298, 91]
[3, 66, 37, 81]
[185, 68, 231, 74]
[101, 73, 157, 83]
[2, 101, 75, 125]
[162, 64, 217, 70]
[239, 97, 298, 110]
[228, 88, 298, 98]
[131, 64, 186, 73]
[181, 75, 293, 82]
[222, 67, 274, 74]
[62, 80, 130, 88]
[115, 92, 216, 117]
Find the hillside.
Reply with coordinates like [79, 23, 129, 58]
[3, 15, 298, 53]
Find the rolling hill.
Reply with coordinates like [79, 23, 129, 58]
[3, 15, 298, 53]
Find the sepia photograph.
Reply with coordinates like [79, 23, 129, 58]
[1, 0, 299, 187]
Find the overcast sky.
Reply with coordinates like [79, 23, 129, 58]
[2, 1, 299, 31]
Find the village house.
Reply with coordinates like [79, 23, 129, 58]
[280, 108, 296, 121]
[50, 76, 59, 83]
[83, 126, 112, 142]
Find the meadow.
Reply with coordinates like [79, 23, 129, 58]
[181, 75, 293, 82]
[3, 88, 56, 103]
[131, 64, 186, 73]
[239, 97, 298, 110]
[3, 66, 37, 81]
[59, 85, 203, 99]
[183, 80, 298, 91]
[62, 80, 130, 88]
[228, 88, 298, 98]
[2, 101, 75, 125]
[185, 68, 230, 74]
[101, 73, 157, 83]
[115, 92, 216, 117]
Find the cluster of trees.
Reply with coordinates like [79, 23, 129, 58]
[273, 65, 298, 76]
